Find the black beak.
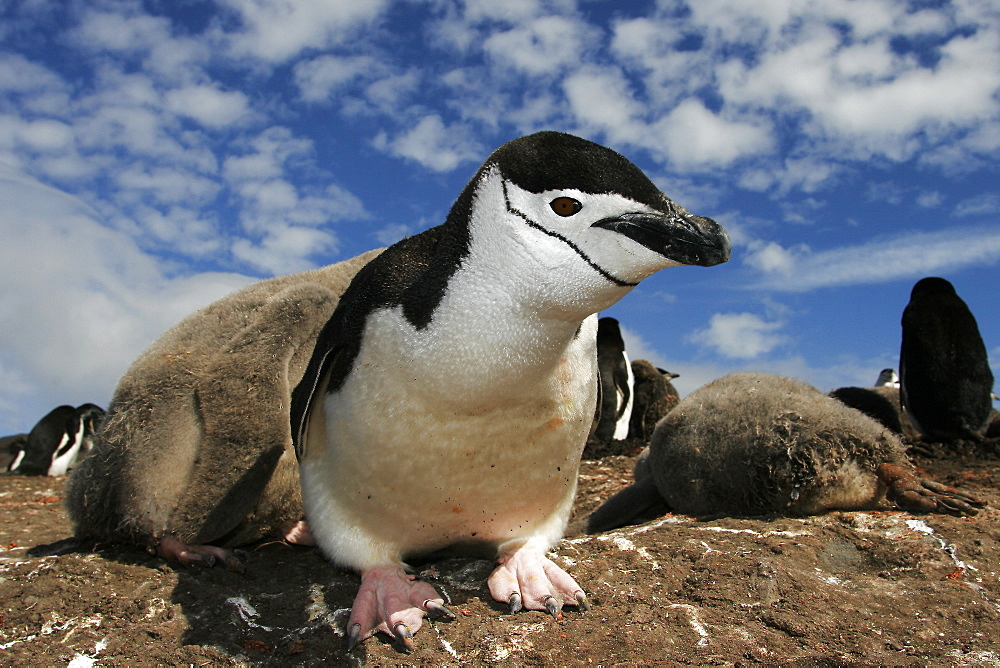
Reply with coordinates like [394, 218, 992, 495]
[592, 212, 731, 267]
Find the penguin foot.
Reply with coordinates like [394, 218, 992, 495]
[487, 545, 590, 620]
[878, 463, 987, 517]
[346, 565, 453, 652]
[154, 535, 247, 572]
[281, 520, 316, 546]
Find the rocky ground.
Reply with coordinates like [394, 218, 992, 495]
[2, 441, 1000, 666]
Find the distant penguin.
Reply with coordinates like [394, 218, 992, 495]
[1, 433, 28, 472]
[900, 277, 994, 441]
[875, 368, 900, 388]
[829, 386, 904, 435]
[587, 373, 983, 532]
[592, 317, 634, 443]
[46, 403, 105, 477]
[66, 248, 383, 568]
[627, 360, 680, 443]
[8, 404, 102, 476]
[290, 131, 731, 649]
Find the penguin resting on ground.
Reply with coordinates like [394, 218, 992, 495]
[900, 277, 994, 442]
[628, 360, 680, 443]
[9, 403, 105, 476]
[290, 131, 731, 650]
[586, 372, 984, 533]
[66, 249, 382, 566]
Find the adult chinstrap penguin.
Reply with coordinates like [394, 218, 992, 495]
[900, 277, 994, 442]
[9, 404, 105, 476]
[291, 131, 731, 650]
[583, 317, 636, 458]
[586, 373, 984, 533]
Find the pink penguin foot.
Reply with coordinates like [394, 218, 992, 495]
[281, 520, 316, 546]
[346, 565, 455, 651]
[487, 545, 590, 619]
[154, 534, 247, 573]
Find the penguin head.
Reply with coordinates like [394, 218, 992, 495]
[454, 131, 730, 291]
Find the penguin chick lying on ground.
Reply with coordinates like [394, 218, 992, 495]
[290, 131, 731, 650]
[587, 372, 985, 533]
[66, 249, 382, 568]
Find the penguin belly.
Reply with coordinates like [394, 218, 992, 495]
[300, 308, 597, 570]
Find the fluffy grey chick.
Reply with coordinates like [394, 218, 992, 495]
[587, 372, 984, 532]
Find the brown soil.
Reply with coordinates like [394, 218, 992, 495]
[2, 444, 1000, 667]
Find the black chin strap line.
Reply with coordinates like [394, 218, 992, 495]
[501, 179, 638, 288]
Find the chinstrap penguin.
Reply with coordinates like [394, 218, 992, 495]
[9, 404, 105, 476]
[900, 277, 994, 442]
[592, 317, 634, 443]
[66, 249, 382, 569]
[587, 373, 983, 533]
[875, 368, 900, 388]
[291, 131, 731, 650]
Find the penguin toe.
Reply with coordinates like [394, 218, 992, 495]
[487, 545, 588, 619]
[346, 565, 449, 651]
[155, 535, 247, 573]
[878, 463, 986, 517]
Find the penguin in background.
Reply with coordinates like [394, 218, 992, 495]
[899, 277, 994, 442]
[290, 131, 730, 649]
[587, 373, 984, 533]
[1, 433, 28, 472]
[591, 317, 635, 443]
[8, 403, 104, 476]
[628, 361, 680, 443]
[875, 368, 900, 388]
[66, 248, 383, 567]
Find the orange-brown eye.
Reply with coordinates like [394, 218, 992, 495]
[550, 197, 582, 217]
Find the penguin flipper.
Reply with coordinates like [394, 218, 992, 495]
[878, 463, 986, 517]
[584, 475, 669, 533]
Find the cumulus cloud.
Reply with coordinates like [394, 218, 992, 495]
[654, 98, 774, 170]
[215, 0, 389, 63]
[691, 312, 788, 359]
[164, 84, 254, 129]
[372, 115, 482, 172]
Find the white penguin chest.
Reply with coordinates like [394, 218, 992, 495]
[301, 306, 598, 565]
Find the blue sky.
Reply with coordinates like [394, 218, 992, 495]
[1, 0, 998, 434]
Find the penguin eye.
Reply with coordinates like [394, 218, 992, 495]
[550, 197, 582, 217]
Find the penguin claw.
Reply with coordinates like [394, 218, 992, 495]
[346, 565, 448, 651]
[487, 544, 588, 619]
[424, 599, 456, 620]
[879, 463, 986, 517]
[345, 623, 363, 652]
[543, 596, 563, 620]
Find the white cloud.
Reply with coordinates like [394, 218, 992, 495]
[372, 115, 482, 172]
[654, 98, 774, 170]
[215, 0, 390, 63]
[0, 166, 253, 433]
[953, 193, 1000, 218]
[749, 226, 1000, 291]
[483, 16, 598, 76]
[563, 65, 644, 144]
[294, 55, 377, 102]
[164, 84, 253, 129]
[691, 312, 787, 359]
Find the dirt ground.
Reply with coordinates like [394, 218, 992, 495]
[3, 439, 1000, 667]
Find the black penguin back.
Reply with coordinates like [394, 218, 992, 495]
[900, 277, 994, 441]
